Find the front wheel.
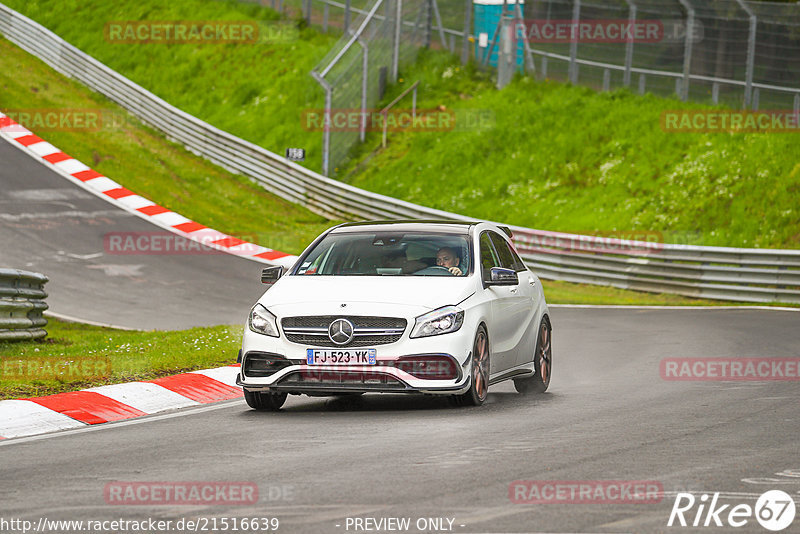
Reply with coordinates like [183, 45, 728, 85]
[514, 318, 551, 394]
[451, 325, 490, 407]
[243, 388, 287, 411]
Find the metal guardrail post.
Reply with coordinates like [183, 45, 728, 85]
[623, 0, 636, 87]
[734, 0, 757, 109]
[461, 0, 472, 65]
[323, 0, 329, 32]
[344, 0, 351, 33]
[0, 269, 49, 341]
[568, 0, 580, 84]
[304, 0, 312, 25]
[676, 0, 694, 102]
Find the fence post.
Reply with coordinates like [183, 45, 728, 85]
[311, 71, 332, 176]
[638, 73, 645, 94]
[712, 82, 719, 104]
[676, 0, 694, 101]
[424, 0, 432, 48]
[430, 0, 448, 48]
[323, 0, 329, 31]
[602, 68, 610, 91]
[568, 0, 580, 84]
[514, 2, 535, 74]
[304, 0, 311, 25]
[345, 0, 351, 34]
[360, 40, 369, 143]
[752, 87, 759, 110]
[392, 0, 402, 81]
[461, 0, 472, 65]
[734, 0, 756, 109]
[623, 0, 636, 87]
[794, 94, 800, 122]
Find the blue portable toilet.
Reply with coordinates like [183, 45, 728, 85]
[473, 0, 525, 68]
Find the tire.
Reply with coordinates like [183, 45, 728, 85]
[451, 325, 490, 407]
[243, 388, 287, 411]
[514, 318, 552, 394]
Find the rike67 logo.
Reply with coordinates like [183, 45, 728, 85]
[668, 490, 796, 531]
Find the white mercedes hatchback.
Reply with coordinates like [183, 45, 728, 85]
[237, 220, 552, 410]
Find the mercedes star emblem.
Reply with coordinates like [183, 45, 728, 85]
[328, 318, 355, 345]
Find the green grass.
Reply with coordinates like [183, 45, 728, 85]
[0, 319, 241, 400]
[0, 36, 334, 255]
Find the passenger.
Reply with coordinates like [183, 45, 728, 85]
[436, 247, 463, 276]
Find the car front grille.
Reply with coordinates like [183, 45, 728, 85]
[281, 316, 406, 347]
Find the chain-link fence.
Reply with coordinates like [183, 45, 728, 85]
[291, 0, 800, 174]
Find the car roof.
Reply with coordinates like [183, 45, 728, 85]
[330, 220, 513, 238]
[329, 220, 477, 235]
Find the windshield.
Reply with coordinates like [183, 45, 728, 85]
[294, 232, 471, 276]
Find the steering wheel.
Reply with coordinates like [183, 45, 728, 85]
[414, 265, 455, 276]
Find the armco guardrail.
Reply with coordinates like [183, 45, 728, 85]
[0, 269, 48, 341]
[1, 4, 799, 304]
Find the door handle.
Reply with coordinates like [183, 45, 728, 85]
[529, 278, 536, 286]
[510, 288, 517, 293]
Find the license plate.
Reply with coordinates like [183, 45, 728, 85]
[306, 348, 377, 365]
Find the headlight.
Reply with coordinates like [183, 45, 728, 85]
[410, 306, 464, 338]
[249, 304, 279, 337]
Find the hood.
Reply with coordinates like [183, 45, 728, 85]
[258, 275, 476, 316]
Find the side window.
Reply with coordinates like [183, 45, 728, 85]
[488, 232, 518, 271]
[508, 241, 527, 272]
[480, 232, 499, 271]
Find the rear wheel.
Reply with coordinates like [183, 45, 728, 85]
[243, 388, 287, 411]
[451, 325, 490, 407]
[514, 318, 551, 394]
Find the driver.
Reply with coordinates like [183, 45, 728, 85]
[436, 247, 463, 276]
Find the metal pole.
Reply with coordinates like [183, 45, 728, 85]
[568, 0, 580, 84]
[360, 41, 369, 143]
[304, 0, 311, 26]
[344, 0, 351, 34]
[734, 0, 756, 109]
[430, 0, 448, 49]
[623, 0, 636, 87]
[461, 0, 472, 65]
[515, 2, 535, 74]
[311, 71, 332, 176]
[392, 0, 402, 82]
[677, 0, 694, 101]
[424, 0, 432, 48]
[323, 0, 329, 32]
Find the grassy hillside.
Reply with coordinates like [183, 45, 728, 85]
[3, 0, 797, 249]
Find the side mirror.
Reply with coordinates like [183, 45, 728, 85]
[261, 266, 284, 285]
[485, 267, 518, 286]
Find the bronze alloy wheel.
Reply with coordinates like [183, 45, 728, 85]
[452, 325, 490, 407]
[514, 318, 552, 395]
